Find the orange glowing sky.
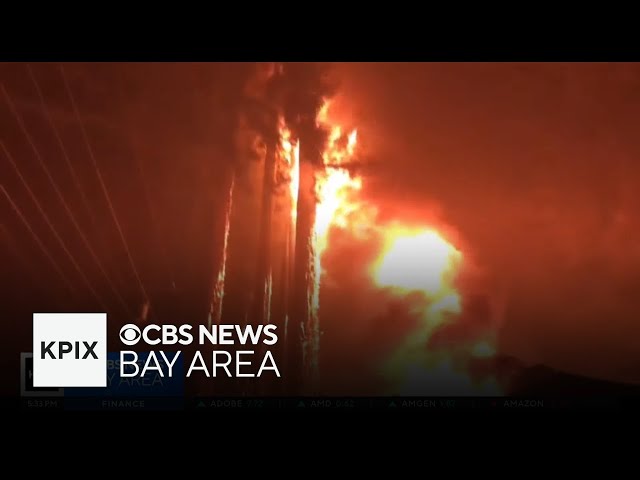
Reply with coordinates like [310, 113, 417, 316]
[327, 63, 640, 383]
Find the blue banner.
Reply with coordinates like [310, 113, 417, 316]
[65, 352, 184, 397]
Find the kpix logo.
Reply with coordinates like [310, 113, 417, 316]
[33, 313, 107, 387]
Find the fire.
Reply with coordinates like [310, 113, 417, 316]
[278, 118, 299, 224]
[290, 100, 366, 376]
[315, 169, 362, 246]
[373, 227, 462, 298]
[284, 97, 501, 394]
[314, 100, 363, 254]
[275, 118, 301, 349]
[312, 102, 364, 318]
[312, 166, 362, 343]
[372, 226, 500, 395]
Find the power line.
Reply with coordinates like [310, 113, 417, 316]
[0, 140, 108, 311]
[6, 73, 134, 319]
[0, 222, 65, 310]
[58, 64, 151, 309]
[129, 131, 177, 292]
[1, 185, 75, 293]
[26, 65, 98, 231]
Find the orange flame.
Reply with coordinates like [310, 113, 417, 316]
[278, 118, 300, 224]
[290, 99, 365, 376]
[371, 226, 500, 395]
[313, 101, 363, 307]
[276, 117, 301, 347]
[373, 227, 462, 299]
[306, 98, 500, 395]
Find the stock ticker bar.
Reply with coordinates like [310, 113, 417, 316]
[17, 396, 629, 411]
[187, 397, 626, 410]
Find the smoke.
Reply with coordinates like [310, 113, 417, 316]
[280, 63, 337, 164]
[328, 63, 640, 383]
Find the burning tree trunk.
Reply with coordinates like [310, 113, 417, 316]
[220, 118, 269, 329]
[251, 139, 277, 328]
[219, 64, 283, 395]
[281, 64, 335, 394]
[250, 136, 278, 395]
[208, 167, 234, 328]
[211, 63, 331, 395]
[288, 144, 324, 391]
[267, 123, 299, 394]
[217, 119, 267, 396]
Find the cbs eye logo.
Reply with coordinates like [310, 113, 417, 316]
[119, 324, 141, 346]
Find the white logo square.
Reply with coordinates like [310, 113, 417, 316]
[33, 313, 107, 387]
